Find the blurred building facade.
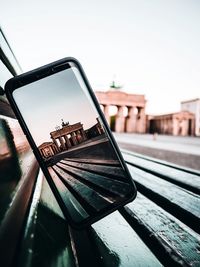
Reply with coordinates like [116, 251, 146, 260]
[181, 98, 200, 136]
[95, 89, 199, 136]
[147, 111, 195, 136]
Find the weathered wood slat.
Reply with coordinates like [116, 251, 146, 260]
[121, 192, 200, 267]
[49, 168, 89, 222]
[53, 165, 111, 212]
[127, 164, 200, 233]
[18, 174, 76, 267]
[91, 211, 163, 267]
[57, 162, 131, 197]
[61, 158, 125, 179]
[37, 177, 77, 267]
[0, 158, 39, 267]
[16, 170, 43, 267]
[61, 157, 120, 166]
[122, 149, 200, 176]
[69, 227, 101, 267]
[123, 152, 200, 195]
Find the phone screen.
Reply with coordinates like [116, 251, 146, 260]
[11, 63, 135, 226]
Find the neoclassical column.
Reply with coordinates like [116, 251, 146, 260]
[80, 129, 87, 141]
[64, 134, 71, 148]
[103, 105, 110, 126]
[172, 118, 178, 135]
[115, 106, 125, 133]
[51, 145, 56, 155]
[191, 118, 195, 136]
[58, 136, 65, 150]
[71, 132, 78, 145]
[52, 138, 60, 152]
[181, 119, 187, 136]
[166, 119, 169, 134]
[40, 148, 45, 158]
[54, 145, 58, 154]
[76, 130, 82, 143]
[160, 119, 164, 134]
[43, 149, 47, 158]
[126, 106, 137, 133]
[168, 119, 172, 134]
[136, 107, 146, 133]
[49, 145, 54, 156]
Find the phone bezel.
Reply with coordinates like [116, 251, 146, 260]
[5, 57, 137, 229]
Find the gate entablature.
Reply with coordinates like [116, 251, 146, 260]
[50, 122, 83, 139]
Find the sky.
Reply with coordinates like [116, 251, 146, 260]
[13, 67, 99, 146]
[1, 0, 200, 114]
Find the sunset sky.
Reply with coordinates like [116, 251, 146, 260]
[13, 67, 99, 146]
[1, 0, 200, 114]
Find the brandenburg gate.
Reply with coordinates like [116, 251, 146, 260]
[95, 90, 146, 133]
[50, 122, 87, 151]
[38, 122, 87, 158]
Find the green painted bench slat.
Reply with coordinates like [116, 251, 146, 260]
[123, 152, 200, 195]
[121, 192, 200, 267]
[16, 173, 77, 267]
[0, 158, 39, 267]
[127, 164, 200, 233]
[61, 158, 125, 179]
[91, 211, 163, 267]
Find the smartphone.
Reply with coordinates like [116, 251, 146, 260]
[5, 57, 137, 229]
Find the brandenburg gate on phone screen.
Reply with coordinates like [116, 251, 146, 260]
[50, 122, 87, 151]
[38, 122, 87, 158]
[38, 119, 104, 159]
[95, 90, 146, 133]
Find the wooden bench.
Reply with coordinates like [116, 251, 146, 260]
[0, 28, 200, 267]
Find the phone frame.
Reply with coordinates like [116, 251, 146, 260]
[5, 57, 137, 229]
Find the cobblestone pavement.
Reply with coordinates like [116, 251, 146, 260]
[114, 133, 200, 171]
